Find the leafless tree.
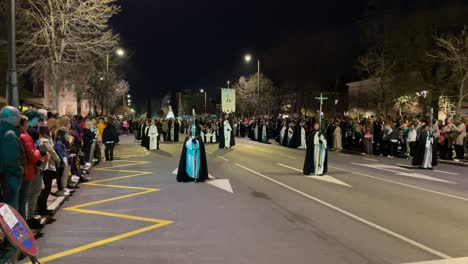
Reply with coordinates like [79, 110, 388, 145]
[427, 27, 468, 115]
[357, 49, 397, 116]
[16, 0, 119, 110]
[234, 73, 275, 116]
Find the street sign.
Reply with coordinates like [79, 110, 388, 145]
[0, 203, 38, 257]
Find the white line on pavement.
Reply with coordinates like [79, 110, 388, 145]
[217, 156, 230, 161]
[233, 162, 451, 259]
[277, 163, 351, 187]
[243, 144, 273, 153]
[339, 153, 352, 157]
[363, 158, 378, 162]
[279, 154, 297, 159]
[330, 166, 468, 202]
[403, 256, 468, 263]
[395, 164, 459, 175]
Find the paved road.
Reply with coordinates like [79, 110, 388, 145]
[32, 135, 468, 264]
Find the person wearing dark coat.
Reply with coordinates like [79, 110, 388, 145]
[288, 122, 301, 148]
[303, 123, 328, 176]
[177, 120, 209, 182]
[102, 120, 119, 163]
[174, 119, 180, 142]
[412, 125, 437, 169]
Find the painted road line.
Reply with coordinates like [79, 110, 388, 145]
[403, 256, 468, 263]
[206, 151, 214, 154]
[363, 158, 378, 162]
[330, 166, 468, 202]
[32, 159, 173, 263]
[352, 163, 456, 184]
[233, 162, 451, 260]
[433, 170, 459, 176]
[277, 163, 351, 187]
[217, 155, 230, 161]
[339, 153, 352, 157]
[395, 164, 459, 176]
[207, 179, 233, 193]
[279, 154, 297, 159]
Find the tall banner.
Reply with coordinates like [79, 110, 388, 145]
[221, 88, 236, 113]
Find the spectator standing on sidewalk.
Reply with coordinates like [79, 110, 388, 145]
[54, 129, 74, 197]
[407, 124, 417, 157]
[0, 106, 25, 210]
[362, 122, 374, 156]
[103, 118, 119, 164]
[450, 117, 466, 161]
[37, 126, 60, 216]
[18, 114, 49, 227]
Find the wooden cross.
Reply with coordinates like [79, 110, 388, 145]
[315, 93, 328, 130]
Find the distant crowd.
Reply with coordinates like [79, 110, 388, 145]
[128, 113, 467, 162]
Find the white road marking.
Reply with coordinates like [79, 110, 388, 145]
[172, 168, 215, 180]
[339, 153, 352, 157]
[233, 162, 451, 259]
[329, 166, 468, 202]
[353, 163, 456, 184]
[279, 154, 297, 159]
[206, 151, 214, 154]
[396, 164, 460, 176]
[403, 256, 468, 263]
[363, 158, 378, 162]
[277, 163, 351, 187]
[434, 170, 459, 176]
[217, 156, 230, 161]
[207, 179, 233, 193]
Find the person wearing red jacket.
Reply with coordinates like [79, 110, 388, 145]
[17, 115, 49, 226]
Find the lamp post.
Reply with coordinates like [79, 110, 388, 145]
[244, 54, 260, 116]
[6, 0, 18, 108]
[200, 89, 207, 114]
[227, 80, 230, 88]
[104, 48, 125, 115]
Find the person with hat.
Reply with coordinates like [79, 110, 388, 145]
[0, 106, 25, 210]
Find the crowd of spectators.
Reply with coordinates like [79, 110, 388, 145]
[0, 105, 125, 260]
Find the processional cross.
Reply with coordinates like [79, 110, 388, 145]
[315, 93, 328, 130]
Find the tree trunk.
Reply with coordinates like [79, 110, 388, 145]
[76, 91, 81, 116]
[52, 72, 60, 111]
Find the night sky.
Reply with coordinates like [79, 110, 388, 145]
[112, 0, 367, 108]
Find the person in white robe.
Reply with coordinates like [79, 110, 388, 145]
[148, 119, 159, 150]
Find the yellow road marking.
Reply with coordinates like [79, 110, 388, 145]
[36, 222, 172, 263]
[90, 173, 152, 183]
[31, 156, 173, 263]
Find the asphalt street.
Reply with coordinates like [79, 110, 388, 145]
[31, 135, 468, 264]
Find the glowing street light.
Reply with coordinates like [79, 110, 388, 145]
[127, 94, 131, 98]
[244, 54, 252, 63]
[200, 89, 207, 114]
[244, 53, 260, 115]
[116, 48, 125, 57]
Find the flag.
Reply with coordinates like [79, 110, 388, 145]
[221, 88, 236, 113]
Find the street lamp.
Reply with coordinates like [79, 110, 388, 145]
[6, 0, 19, 108]
[200, 89, 207, 114]
[244, 53, 260, 116]
[416, 90, 429, 114]
[227, 80, 230, 88]
[116, 48, 125, 57]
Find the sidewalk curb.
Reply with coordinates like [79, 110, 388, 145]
[47, 196, 66, 212]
